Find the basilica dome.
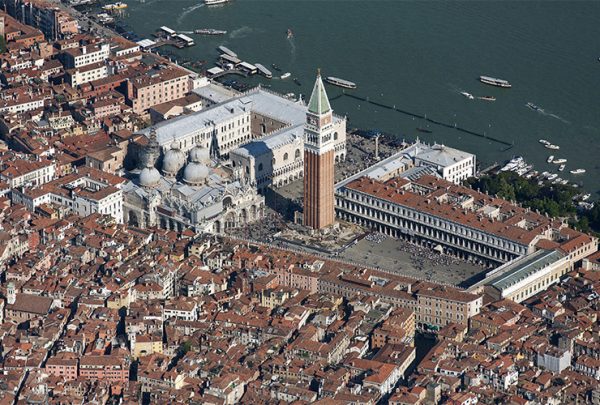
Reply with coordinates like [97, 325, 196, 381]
[183, 162, 209, 186]
[189, 145, 211, 165]
[139, 166, 161, 188]
[162, 142, 186, 177]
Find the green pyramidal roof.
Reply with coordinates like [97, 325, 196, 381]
[307, 73, 331, 115]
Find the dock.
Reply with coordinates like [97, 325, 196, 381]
[218, 45, 237, 58]
[255, 63, 272, 79]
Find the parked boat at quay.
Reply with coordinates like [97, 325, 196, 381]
[195, 29, 227, 35]
[325, 76, 357, 89]
[571, 169, 586, 175]
[479, 75, 512, 88]
[558, 164, 566, 172]
[553, 158, 567, 164]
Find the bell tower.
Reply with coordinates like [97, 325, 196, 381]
[303, 70, 335, 230]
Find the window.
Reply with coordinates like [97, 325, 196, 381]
[258, 163, 263, 171]
[283, 152, 289, 161]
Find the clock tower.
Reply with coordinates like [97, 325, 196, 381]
[303, 70, 335, 230]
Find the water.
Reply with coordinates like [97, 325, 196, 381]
[117, 0, 600, 194]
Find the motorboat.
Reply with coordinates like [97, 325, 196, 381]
[570, 169, 586, 174]
[547, 155, 554, 163]
[545, 144, 560, 150]
[460, 91, 475, 99]
[558, 164, 565, 172]
[539, 139, 550, 145]
[553, 158, 567, 164]
[280, 72, 291, 79]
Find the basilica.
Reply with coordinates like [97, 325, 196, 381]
[122, 127, 265, 233]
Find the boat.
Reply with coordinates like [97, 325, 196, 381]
[545, 144, 560, 150]
[287, 29, 293, 39]
[195, 28, 227, 35]
[547, 174, 558, 181]
[205, 0, 229, 5]
[280, 72, 291, 79]
[570, 169, 586, 174]
[558, 164, 565, 172]
[541, 171, 550, 178]
[416, 128, 432, 134]
[479, 75, 512, 88]
[539, 139, 550, 145]
[553, 177, 562, 184]
[582, 193, 591, 201]
[102, 2, 127, 10]
[509, 156, 524, 164]
[460, 91, 474, 99]
[478, 96, 496, 101]
[553, 158, 567, 164]
[561, 179, 569, 185]
[271, 63, 281, 71]
[546, 155, 554, 163]
[325, 76, 357, 89]
[293, 77, 301, 86]
[526, 102, 541, 111]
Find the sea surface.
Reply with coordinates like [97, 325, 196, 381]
[114, 0, 600, 194]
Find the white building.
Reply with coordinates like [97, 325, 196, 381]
[11, 167, 125, 223]
[66, 63, 109, 87]
[61, 43, 111, 69]
[135, 99, 253, 158]
[0, 157, 55, 188]
[414, 143, 475, 184]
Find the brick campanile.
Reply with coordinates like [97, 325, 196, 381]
[303, 71, 335, 230]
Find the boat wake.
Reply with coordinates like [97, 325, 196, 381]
[229, 26, 253, 39]
[177, 3, 204, 25]
[528, 104, 570, 124]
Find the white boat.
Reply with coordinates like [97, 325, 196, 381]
[558, 164, 565, 172]
[205, 0, 229, 5]
[546, 155, 554, 163]
[541, 171, 550, 177]
[561, 179, 569, 185]
[325, 76, 357, 89]
[547, 174, 558, 180]
[539, 139, 551, 145]
[570, 169, 586, 174]
[280, 72, 291, 79]
[545, 144, 560, 150]
[553, 158, 567, 164]
[552, 178, 562, 184]
[460, 91, 475, 100]
[582, 193, 591, 201]
[479, 76, 512, 88]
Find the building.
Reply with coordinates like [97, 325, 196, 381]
[303, 72, 336, 230]
[0, 155, 55, 188]
[413, 143, 475, 184]
[45, 352, 78, 381]
[226, 86, 347, 190]
[123, 141, 265, 233]
[79, 355, 129, 383]
[65, 63, 109, 87]
[4, 282, 53, 323]
[480, 249, 571, 303]
[337, 175, 570, 266]
[60, 43, 111, 69]
[126, 64, 191, 114]
[134, 98, 252, 159]
[11, 167, 125, 223]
